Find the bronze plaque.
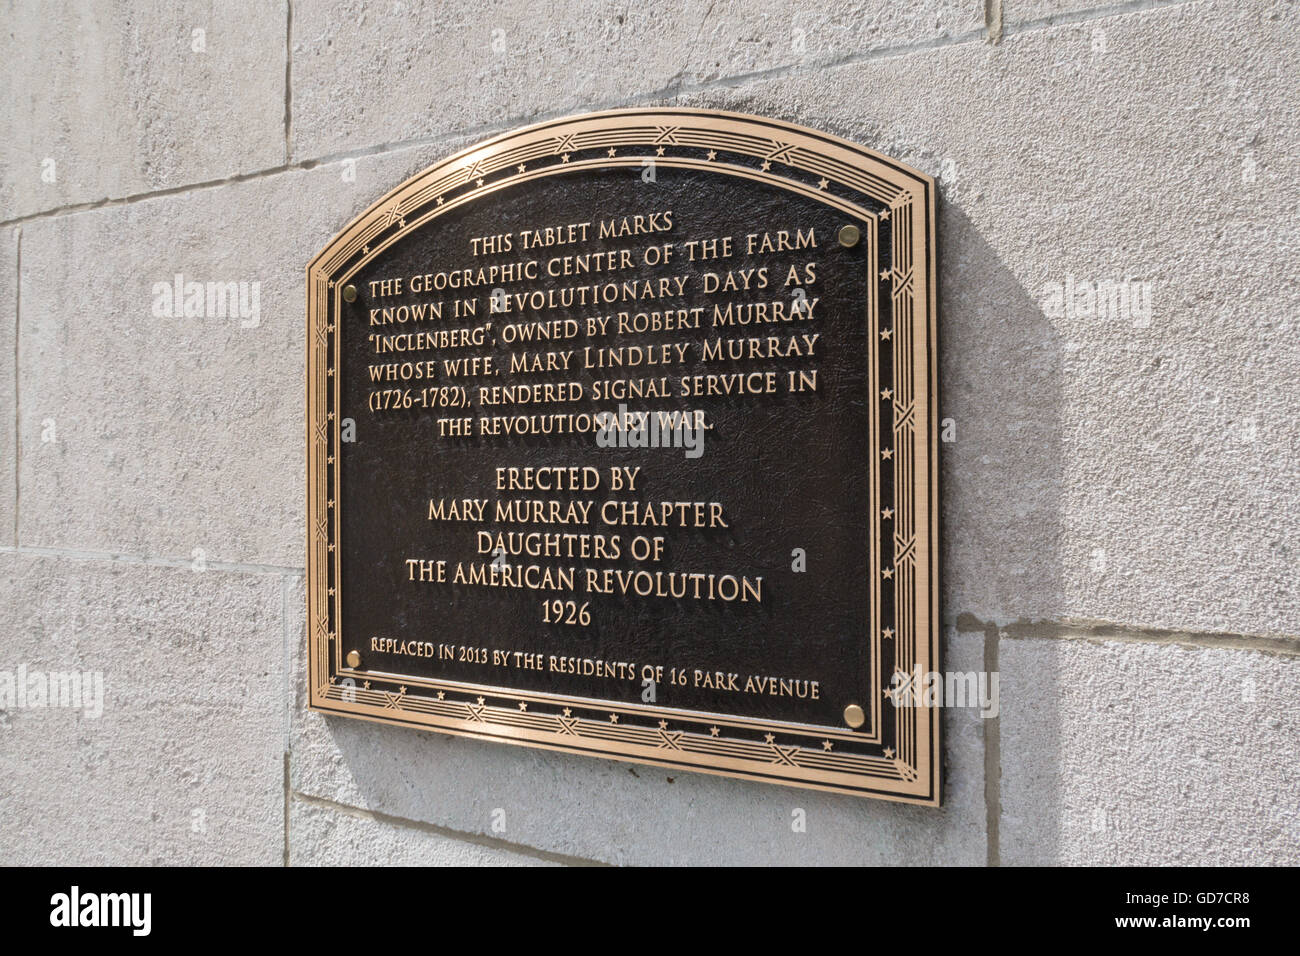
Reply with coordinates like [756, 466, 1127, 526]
[306, 108, 939, 803]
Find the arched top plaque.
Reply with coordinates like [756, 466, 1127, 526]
[307, 108, 939, 803]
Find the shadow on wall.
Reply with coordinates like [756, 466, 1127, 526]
[938, 202, 1064, 863]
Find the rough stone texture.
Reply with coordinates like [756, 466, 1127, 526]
[999, 635, 1300, 865]
[289, 799, 560, 866]
[0, 228, 15, 545]
[15, 145, 454, 568]
[3, 0, 1297, 867]
[1005, 1, 1135, 27]
[291, 613, 987, 865]
[0, 0, 287, 221]
[288, 0, 983, 162]
[677, 0, 1300, 639]
[0, 552, 286, 865]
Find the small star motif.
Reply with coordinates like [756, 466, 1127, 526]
[326, 368, 334, 376]
[326, 323, 335, 332]
[880, 269, 891, 281]
[817, 178, 829, 190]
[822, 740, 833, 751]
[760, 159, 772, 171]
[518, 701, 528, 711]
[609, 713, 619, 723]
[707, 150, 718, 161]
[398, 686, 406, 695]
[881, 388, 893, 400]
[327, 587, 335, 596]
[764, 733, 776, 744]
[397, 218, 406, 228]
[882, 627, 895, 639]
[362, 681, 370, 690]
[881, 328, 893, 340]
[517, 163, 526, 173]
[327, 499, 335, 508]
[881, 507, 893, 520]
[658, 720, 668, 730]
[327, 411, 335, 421]
[655, 145, 665, 156]
[362, 245, 370, 254]
[329, 676, 337, 684]
[476, 696, 485, 706]
[882, 566, 894, 579]
[328, 280, 335, 288]
[436, 195, 444, 205]
[475, 177, 484, 187]
[880, 210, 891, 220]
[882, 447, 894, 460]
[327, 455, 335, 465]
[607, 147, 617, 158]
[709, 726, 720, 737]
[562, 708, 572, 718]
[884, 746, 896, 758]
[327, 544, 335, 552]
[436, 691, 445, 700]
[560, 153, 570, 163]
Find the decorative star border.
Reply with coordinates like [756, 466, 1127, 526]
[307, 109, 938, 803]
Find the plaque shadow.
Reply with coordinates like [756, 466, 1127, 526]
[939, 202, 1066, 862]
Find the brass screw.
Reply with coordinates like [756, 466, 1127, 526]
[843, 703, 865, 729]
[838, 224, 861, 248]
[342, 284, 358, 303]
[345, 650, 361, 668]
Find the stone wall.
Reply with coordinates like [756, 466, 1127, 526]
[1, 0, 1295, 865]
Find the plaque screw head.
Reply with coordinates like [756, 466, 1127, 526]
[346, 650, 361, 668]
[838, 224, 861, 248]
[843, 703, 865, 729]
[342, 284, 358, 303]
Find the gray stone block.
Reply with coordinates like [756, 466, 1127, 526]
[1005, 1, 1122, 27]
[288, 0, 983, 162]
[674, 0, 1300, 637]
[0, 552, 287, 864]
[0, 0, 287, 220]
[998, 634, 1300, 865]
[289, 798, 561, 865]
[13, 145, 455, 568]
